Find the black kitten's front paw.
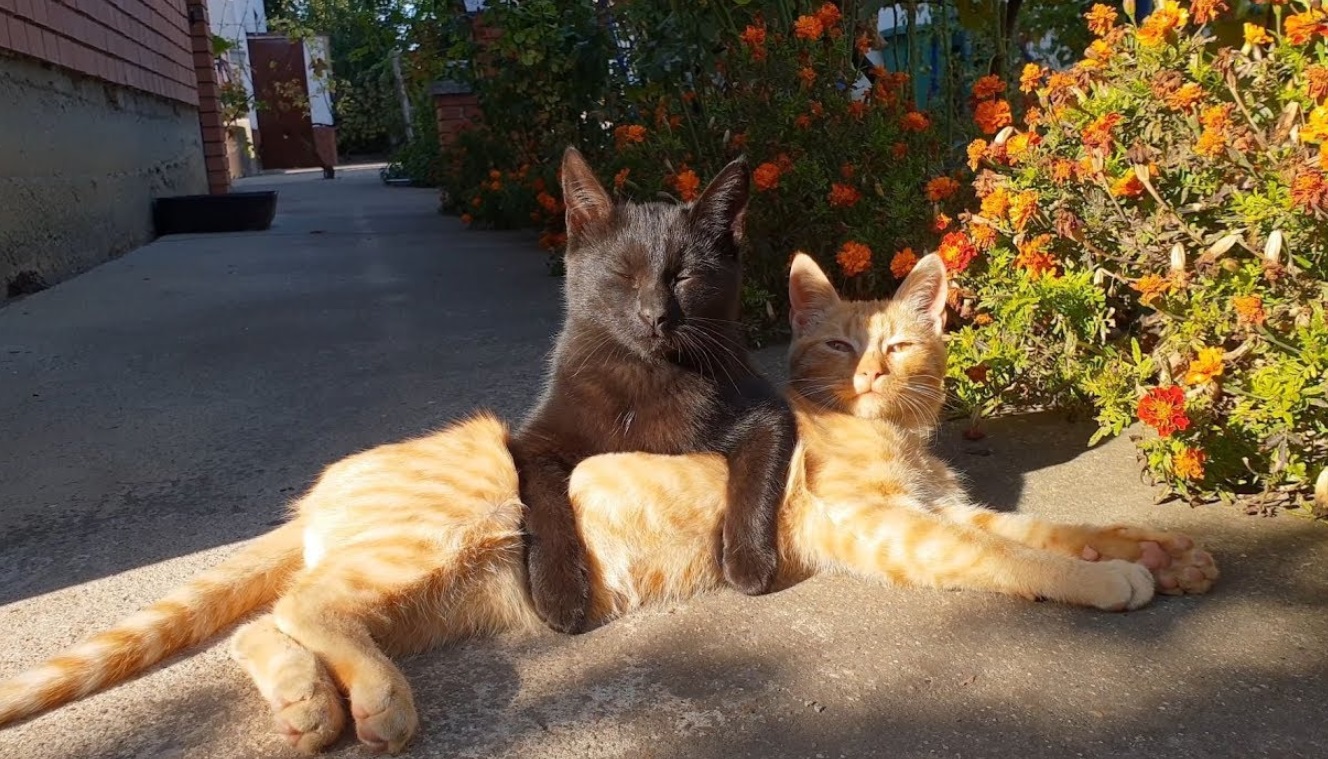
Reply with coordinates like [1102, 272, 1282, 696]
[527, 548, 591, 634]
[720, 535, 777, 596]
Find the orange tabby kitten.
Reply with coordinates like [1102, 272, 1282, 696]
[0, 253, 1217, 754]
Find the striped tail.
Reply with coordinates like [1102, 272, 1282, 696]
[0, 520, 305, 727]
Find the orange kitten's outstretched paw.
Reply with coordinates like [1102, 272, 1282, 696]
[1080, 526, 1219, 596]
[274, 683, 346, 754]
[1081, 559, 1155, 611]
[349, 680, 419, 755]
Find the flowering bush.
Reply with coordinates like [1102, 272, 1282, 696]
[945, 2, 1328, 514]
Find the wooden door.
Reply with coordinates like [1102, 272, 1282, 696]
[248, 36, 319, 170]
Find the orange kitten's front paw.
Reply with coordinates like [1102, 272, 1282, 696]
[274, 682, 346, 754]
[1081, 526, 1219, 596]
[349, 679, 419, 755]
[1080, 559, 1156, 611]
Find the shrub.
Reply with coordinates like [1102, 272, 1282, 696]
[945, 2, 1328, 514]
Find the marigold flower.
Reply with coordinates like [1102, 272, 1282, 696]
[488, 180, 502, 192]
[1024, 106, 1044, 129]
[855, 31, 872, 56]
[1050, 158, 1076, 184]
[1137, 1, 1189, 49]
[1243, 23, 1273, 47]
[933, 213, 952, 232]
[967, 139, 988, 171]
[795, 114, 813, 130]
[798, 66, 817, 87]
[488, 169, 502, 180]
[901, 111, 931, 132]
[794, 15, 825, 41]
[730, 132, 748, 150]
[740, 24, 767, 48]
[1172, 447, 1206, 481]
[937, 231, 977, 274]
[672, 169, 701, 202]
[891, 141, 908, 159]
[1137, 385, 1190, 438]
[1015, 234, 1057, 279]
[1020, 63, 1045, 93]
[1081, 112, 1122, 153]
[1302, 105, 1328, 144]
[470, 196, 482, 208]
[1308, 66, 1328, 103]
[1047, 71, 1077, 99]
[810, 101, 825, 117]
[837, 241, 872, 277]
[828, 183, 862, 207]
[974, 99, 1013, 135]
[1184, 346, 1225, 386]
[815, 2, 842, 29]
[1132, 273, 1172, 304]
[980, 186, 1010, 219]
[537, 191, 561, 214]
[1290, 169, 1328, 212]
[753, 162, 782, 192]
[613, 167, 630, 192]
[964, 364, 990, 384]
[973, 313, 993, 326]
[973, 74, 1006, 100]
[1085, 4, 1118, 36]
[1164, 82, 1204, 111]
[460, 213, 473, 226]
[1008, 189, 1039, 231]
[969, 222, 998, 251]
[848, 100, 869, 119]
[925, 176, 961, 202]
[1084, 39, 1114, 67]
[1194, 128, 1225, 158]
[1005, 132, 1038, 164]
[1285, 10, 1328, 46]
[614, 124, 647, 147]
[1190, 0, 1227, 26]
[1111, 174, 1145, 198]
[890, 248, 918, 279]
[776, 153, 795, 172]
[1232, 294, 1266, 326]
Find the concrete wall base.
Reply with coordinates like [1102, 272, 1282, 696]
[0, 54, 207, 302]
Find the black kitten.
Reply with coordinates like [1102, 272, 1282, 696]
[508, 148, 798, 634]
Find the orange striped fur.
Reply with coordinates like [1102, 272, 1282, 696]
[0, 254, 1217, 754]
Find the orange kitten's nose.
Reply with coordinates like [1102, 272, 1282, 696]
[854, 369, 884, 395]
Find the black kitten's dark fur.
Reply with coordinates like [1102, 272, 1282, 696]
[508, 148, 798, 634]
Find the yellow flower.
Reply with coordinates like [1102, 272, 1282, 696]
[1008, 190, 1039, 231]
[1303, 105, 1328, 144]
[1232, 295, 1266, 326]
[967, 139, 988, 171]
[1006, 132, 1036, 164]
[1243, 23, 1273, 47]
[1184, 346, 1225, 386]
[1111, 174, 1145, 198]
[981, 186, 1010, 219]
[1085, 4, 1118, 37]
[1132, 274, 1172, 304]
[1014, 234, 1057, 279]
[969, 222, 998, 251]
[1172, 448, 1206, 481]
[1020, 63, 1045, 93]
[1137, 1, 1189, 48]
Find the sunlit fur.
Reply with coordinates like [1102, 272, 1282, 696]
[0, 254, 1218, 754]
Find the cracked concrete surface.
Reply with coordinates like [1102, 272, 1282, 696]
[1, 166, 1325, 759]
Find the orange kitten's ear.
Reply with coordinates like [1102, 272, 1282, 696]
[561, 147, 613, 238]
[789, 253, 839, 331]
[894, 253, 948, 334]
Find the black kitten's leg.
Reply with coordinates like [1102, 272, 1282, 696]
[508, 439, 592, 634]
[720, 399, 798, 595]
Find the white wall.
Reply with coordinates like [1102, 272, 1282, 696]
[208, 0, 268, 132]
[304, 36, 335, 127]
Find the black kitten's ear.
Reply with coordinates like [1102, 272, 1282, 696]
[894, 253, 948, 334]
[789, 253, 839, 331]
[690, 157, 750, 244]
[561, 147, 613, 237]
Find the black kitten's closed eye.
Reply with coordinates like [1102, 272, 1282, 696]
[825, 339, 855, 353]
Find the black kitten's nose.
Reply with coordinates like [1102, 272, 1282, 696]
[638, 307, 668, 335]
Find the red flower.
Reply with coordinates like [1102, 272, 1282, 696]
[937, 231, 977, 274]
[1137, 386, 1190, 438]
[901, 111, 931, 132]
[794, 15, 825, 41]
[828, 183, 861, 207]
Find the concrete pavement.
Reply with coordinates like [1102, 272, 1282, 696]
[1, 166, 1325, 759]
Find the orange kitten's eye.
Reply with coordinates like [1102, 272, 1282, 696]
[887, 341, 914, 352]
[825, 339, 855, 353]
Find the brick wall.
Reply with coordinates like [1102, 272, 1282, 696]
[0, 0, 197, 106]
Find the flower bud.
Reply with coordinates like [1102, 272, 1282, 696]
[1264, 230, 1284, 266]
[1169, 243, 1186, 276]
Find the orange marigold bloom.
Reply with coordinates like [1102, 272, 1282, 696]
[460, 213, 473, 226]
[470, 196, 482, 208]
[794, 15, 825, 41]
[798, 66, 817, 87]
[613, 167, 630, 192]
[776, 153, 795, 172]
[1047, 71, 1077, 98]
[855, 31, 873, 56]
[810, 101, 825, 116]
[890, 248, 918, 279]
[1290, 169, 1328, 212]
[937, 231, 977, 273]
[1137, 385, 1190, 438]
[892, 141, 908, 159]
[1132, 273, 1173, 304]
[740, 24, 767, 48]
[1008, 189, 1039, 231]
[1308, 66, 1328, 103]
[815, 2, 843, 29]
[1184, 346, 1225, 386]
[1137, 1, 1189, 48]
[828, 183, 862, 208]
[1085, 4, 1118, 36]
[1164, 82, 1204, 112]
[972, 74, 1006, 100]
[1302, 105, 1328, 144]
[1243, 23, 1273, 46]
[1319, 142, 1328, 170]
[981, 186, 1010, 219]
[969, 222, 997, 251]
[1194, 128, 1225, 158]
[974, 99, 1013, 135]
[925, 176, 961, 202]
[933, 213, 952, 232]
[1191, 0, 1228, 26]
[1172, 447, 1206, 481]
[1050, 158, 1076, 184]
[973, 313, 993, 326]
[795, 114, 813, 130]
[1201, 103, 1232, 131]
[614, 124, 647, 147]
[671, 169, 701, 202]
[537, 191, 561, 214]
[1285, 10, 1328, 46]
[488, 169, 502, 180]
[1025, 107, 1044, 130]
[1232, 295, 1266, 326]
[836, 241, 873, 277]
[901, 111, 931, 132]
[848, 100, 869, 119]
[1015, 234, 1057, 279]
[1081, 112, 1122, 152]
[1111, 174, 1145, 198]
[1005, 131, 1038, 164]
[1020, 63, 1045, 93]
[730, 132, 748, 150]
[753, 162, 782, 192]
[967, 139, 988, 171]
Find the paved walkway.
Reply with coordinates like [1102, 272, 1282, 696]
[1, 166, 1324, 758]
